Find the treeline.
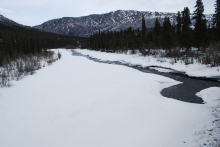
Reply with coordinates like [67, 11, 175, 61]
[0, 23, 80, 66]
[86, 0, 220, 56]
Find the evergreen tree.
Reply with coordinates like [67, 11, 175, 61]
[142, 15, 146, 41]
[162, 17, 173, 55]
[154, 18, 161, 36]
[154, 18, 162, 48]
[137, 28, 141, 38]
[203, 19, 210, 46]
[193, 0, 206, 50]
[181, 7, 193, 51]
[213, 0, 220, 41]
[0, 32, 4, 66]
[176, 11, 182, 46]
[146, 28, 153, 44]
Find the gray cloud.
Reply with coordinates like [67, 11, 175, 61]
[0, 0, 216, 26]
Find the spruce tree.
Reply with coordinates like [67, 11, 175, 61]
[154, 18, 162, 48]
[154, 18, 161, 36]
[176, 11, 182, 46]
[203, 19, 210, 46]
[162, 17, 173, 55]
[181, 7, 193, 51]
[142, 15, 146, 41]
[137, 28, 141, 38]
[213, 0, 220, 41]
[193, 0, 206, 50]
[0, 33, 4, 66]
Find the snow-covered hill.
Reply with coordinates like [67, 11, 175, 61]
[33, 10, 214, 37]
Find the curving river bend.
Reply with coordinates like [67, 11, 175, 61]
[72, 50, 220, 104]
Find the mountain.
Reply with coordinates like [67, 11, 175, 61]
[0, 14, 31, 29]
[33, 10, 214, 37]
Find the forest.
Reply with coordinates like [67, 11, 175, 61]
[86, 0, 220, 66]
[0, 23, 81, 66]
[0, 21, 83, 87]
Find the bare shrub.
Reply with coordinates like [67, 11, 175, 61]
[0, 70, 10, 87]
[170, 59, 175, 65]
[47, 51, 55, 59]
[0, 50, 58, 88]
[209, 42, 220, 67]
[58, 51, 62, 59]
[139, 49, 147, 56]
[47, 59, 54, 65]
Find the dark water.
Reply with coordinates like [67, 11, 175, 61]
[72, 50, 220, 104]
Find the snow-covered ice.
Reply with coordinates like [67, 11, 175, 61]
[75, 49, 220, 78]
[149, 67, 174, 73]
[0, 49, 219, 147]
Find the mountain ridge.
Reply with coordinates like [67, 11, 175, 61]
[33, 10, 214, 37]
[0, 14, 32, 29]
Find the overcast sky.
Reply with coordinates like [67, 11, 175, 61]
[0, 0, 216, 26]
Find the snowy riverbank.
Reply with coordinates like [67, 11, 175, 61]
[0, 49, 219, 147]
[75, 49, 220, 79]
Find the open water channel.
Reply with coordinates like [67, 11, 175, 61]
[72, 50, 220, 104]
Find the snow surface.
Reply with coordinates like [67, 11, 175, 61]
[0, 49, 219, 147]
[149, 67, 174, 73]
[75, 49, 220, 78]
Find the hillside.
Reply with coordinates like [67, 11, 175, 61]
[33, 10, 214, 37]
[0, 14, 31, 29]
[0, 14, 80, 66]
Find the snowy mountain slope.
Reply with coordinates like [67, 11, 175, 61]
[0, 14, 31, 29]
[33, 10, 214, 37]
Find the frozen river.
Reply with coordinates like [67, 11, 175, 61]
[72, 50, 220, 104]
